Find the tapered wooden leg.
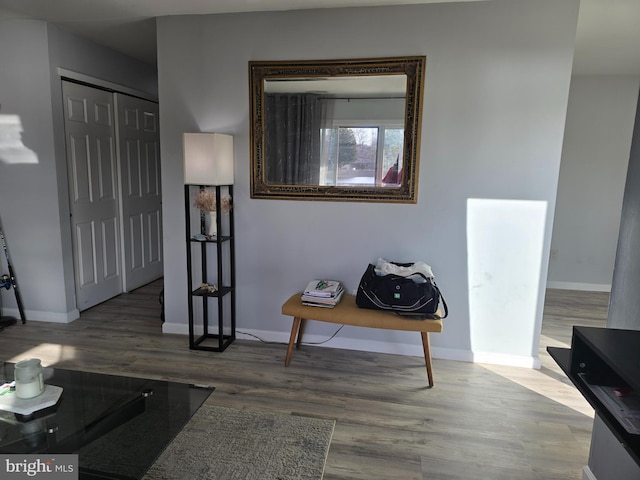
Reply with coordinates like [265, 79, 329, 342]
[285, 317, 302, 367]
[296, 318, 306, 349]
[421, 332, 434, 387]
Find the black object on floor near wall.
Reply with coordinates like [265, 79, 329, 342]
[0, 216, 26, 324]
[0, 316, 17, 332]
[0, 278, 18, 331]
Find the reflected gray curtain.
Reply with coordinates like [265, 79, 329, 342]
[265, 93, 322, 185]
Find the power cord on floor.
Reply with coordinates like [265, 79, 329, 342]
[236, 325, 345, 346]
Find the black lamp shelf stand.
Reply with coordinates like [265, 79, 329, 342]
[185, 184, 236, 352]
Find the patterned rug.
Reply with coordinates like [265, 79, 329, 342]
[143, 404, 335, 480]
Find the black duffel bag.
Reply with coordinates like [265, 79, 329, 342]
[356, 263, 448, 319]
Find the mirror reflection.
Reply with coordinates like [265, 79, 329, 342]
[250, 57, 426, 202]
[264, 76, 406, 187]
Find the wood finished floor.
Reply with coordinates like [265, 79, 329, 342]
[0, 281, 609, 480]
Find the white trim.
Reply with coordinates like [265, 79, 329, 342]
[161, 322, 186, 335]
[161, 324, 535, 367]
[546, 281, 611, 292]
[57, 68, 158, 102]
[431, 346, 475, 363]
[472, 351, 541, 369]
[582, 465, 597, 480]
[112, 92, 128, 293]
[2, 307, 80, 324]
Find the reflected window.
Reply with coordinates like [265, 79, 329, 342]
[320, 125, 403, 187]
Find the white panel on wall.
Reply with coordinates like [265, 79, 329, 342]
[467, 199, 547, 367]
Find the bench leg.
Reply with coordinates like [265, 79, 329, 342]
[421, 332, 434, 387]
[296, 318, 306, 349]
[285, 317, 302, 367]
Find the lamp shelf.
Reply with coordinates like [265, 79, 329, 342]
[184, 184, 236, 352]
[191, 286, 233, 298]
[189, 235, 232, 243]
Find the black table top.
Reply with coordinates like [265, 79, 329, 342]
[0, 362, 213, 479]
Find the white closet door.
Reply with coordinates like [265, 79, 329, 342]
[63, 81, 122, 310]
[114, 93, 163, 291]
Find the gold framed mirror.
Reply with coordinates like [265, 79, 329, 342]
[249, 56, 426, 203]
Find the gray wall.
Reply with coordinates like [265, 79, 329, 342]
[157, 0, 579, 366]
[0, 19, 157, 322]
[0, 20, 64, 319]
[548, 75, 639, 292]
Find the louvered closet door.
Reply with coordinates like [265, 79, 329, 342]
[63, 81, 122, 310]
[114, 93, 163, 291]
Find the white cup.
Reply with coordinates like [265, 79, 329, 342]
[14, 358, 45, 399]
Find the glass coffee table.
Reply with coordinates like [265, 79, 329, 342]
[0, 362, 213, 479]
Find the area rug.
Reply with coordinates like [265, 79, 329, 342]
[143, 404, 335, 480]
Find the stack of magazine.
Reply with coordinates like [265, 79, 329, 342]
[301, 279, 344, 308]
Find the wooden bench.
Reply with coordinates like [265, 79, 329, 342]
[282, 293, 443, 387]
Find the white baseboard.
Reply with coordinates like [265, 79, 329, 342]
[161, 321, 187, 335]
[162, 323, 526, 366]
[431, 346, 475, 363]
[1, 307, 80, 324]
[546, 281, 611, 292]
[582, 465, 597, 480]
[471, 351, 541, 369]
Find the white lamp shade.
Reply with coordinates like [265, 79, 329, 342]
[183, 133, 234, 185]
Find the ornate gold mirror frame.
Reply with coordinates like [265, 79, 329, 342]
[249, 56, 426, 203]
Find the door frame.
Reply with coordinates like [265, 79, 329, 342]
[58, 68, 158, 103]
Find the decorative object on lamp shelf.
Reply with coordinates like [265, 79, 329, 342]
[193, 189, 232, 236]
[193, 190, 233, 215]
[183, 132, 234, 185]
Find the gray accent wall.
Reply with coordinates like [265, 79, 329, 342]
[157, 0, 579, 365]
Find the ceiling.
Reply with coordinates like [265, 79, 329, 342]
[0, 0, 639, 75]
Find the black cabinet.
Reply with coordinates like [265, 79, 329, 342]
[184, 184, 235, 351]
[548, 327, 640, 466]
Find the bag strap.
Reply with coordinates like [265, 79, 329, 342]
[422, 281, 448, 320]
[436, 285, 448, 319]
[426, 280, 447, 319]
